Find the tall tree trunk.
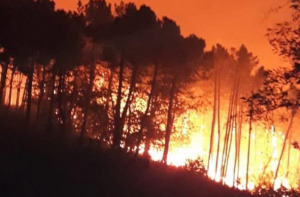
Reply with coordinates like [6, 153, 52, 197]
[80, 44, 96, 141]
[47, 72, 56, 133]
[220, 87, 232, 177]
[235, 102, 243, 185]
[273, 109, 296, 185]
[215, 69, 221, 178]
[68, 72, 78, 134]
[7, 66, 16, 111]
[208, 69, 218, 174]
[220, 82, 235, 180]
[26, 64, 34, 125]
[286, 127, 292, 178]
[246, 99, 253, 190]
[57, 73, 66, 133]
[162, 75, 177, 164]
[16, 73, 23, 109]
[113, 53, 138, 149]
[223, 113, 234, 178]
[143, 95, 158, 157]
[136, 64, 159, 157]
[20, 78, 28, 112]
[121, 65, 138, 124]
[0, 63, 8, 109]
[117, 64, 138, 148]
[233, 105, 239, 186]
[124, 105, 132, 151]
[36, 66, 46, 123]
[221, 64, 240, 182]
[225, 79, 240, 178]
[113, 51, 125, 148]
[230, 79, 240, 186]
[101, 67, 114, 142]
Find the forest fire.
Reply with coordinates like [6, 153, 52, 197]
[1, 0, 300, 196]
[5, 65, 299, 192]
[1, 40, 300, 194]
[145, 113, 299, 191]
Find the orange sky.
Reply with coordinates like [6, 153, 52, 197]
[55, 0, 293, 69]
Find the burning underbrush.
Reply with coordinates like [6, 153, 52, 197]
[1, 57, 300, 195]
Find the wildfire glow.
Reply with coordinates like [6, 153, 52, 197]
[142, 109, 300, 192]
[2, 63, 300, 193]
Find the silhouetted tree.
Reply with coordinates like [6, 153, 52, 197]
[0, 0, 57, 125]
[48, 10, 84, 133]
[159, 18, 206, 163]
[79, 0, 113, 140]
[109, 3, 159, 148]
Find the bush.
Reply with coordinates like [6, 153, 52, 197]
[184, 156, 207, 176]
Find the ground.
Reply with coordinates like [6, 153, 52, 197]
[0, 121, 251, 197]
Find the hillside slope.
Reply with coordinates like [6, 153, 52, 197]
[0, 128, 251, 197]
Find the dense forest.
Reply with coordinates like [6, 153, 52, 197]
[0, 0, 300, 196]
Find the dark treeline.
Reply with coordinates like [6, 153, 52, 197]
[0, 0, 208, 161]
[0, 0, 260, 158]
[0, 0, 300, 194]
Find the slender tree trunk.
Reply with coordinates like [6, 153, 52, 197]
[105, 67, 114, 112]
[7, 66, 16, 111]
[0, 63, 8, 109]
[221, 65, 240, 182]
[121, 65, 138, 123]
[47, 72, 56, 132]
[113, 51, 138, 148]
[113, 51, 125, 148]
[57, 73, 66, 133]
[20, 78, 28, 112]
[273, 109, 296, 185]
[246, 99, 253, 190]
[26, 64, 34, 125]
[36, 66, 46, 123]
[124, 105, 132, 151]
[144, 95, 158, 157]
[208, 69, 218, 174]
[16, 73, 23, 109]
[136, 64, 159, 157]
[225, 78, 240, 177]
[233, 106, 239, 186]
[101, 68, 114, 142]
[162, 75, 177, 164]
[286, 127, 292, 178]
[117, 64, 138, 148]
[80, 44, 96, 141]
[236, 103, 243, 185]
[221, 80, 236, 180]
[215, 69, 221, 178]
[68, 73, 78, 133]
[224, 115, 234, 178]
[64, 76, 72, 133]
[231, 80, 240, 186]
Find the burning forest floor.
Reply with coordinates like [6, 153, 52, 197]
[0, 120, 253, 197]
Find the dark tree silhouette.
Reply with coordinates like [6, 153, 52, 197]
[79, 0, 113, 140]
[109, 3, 159, 148]
[47, 10, 84, 133]
[159, 18, 206, 163]
[0, 0, 57, 124]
